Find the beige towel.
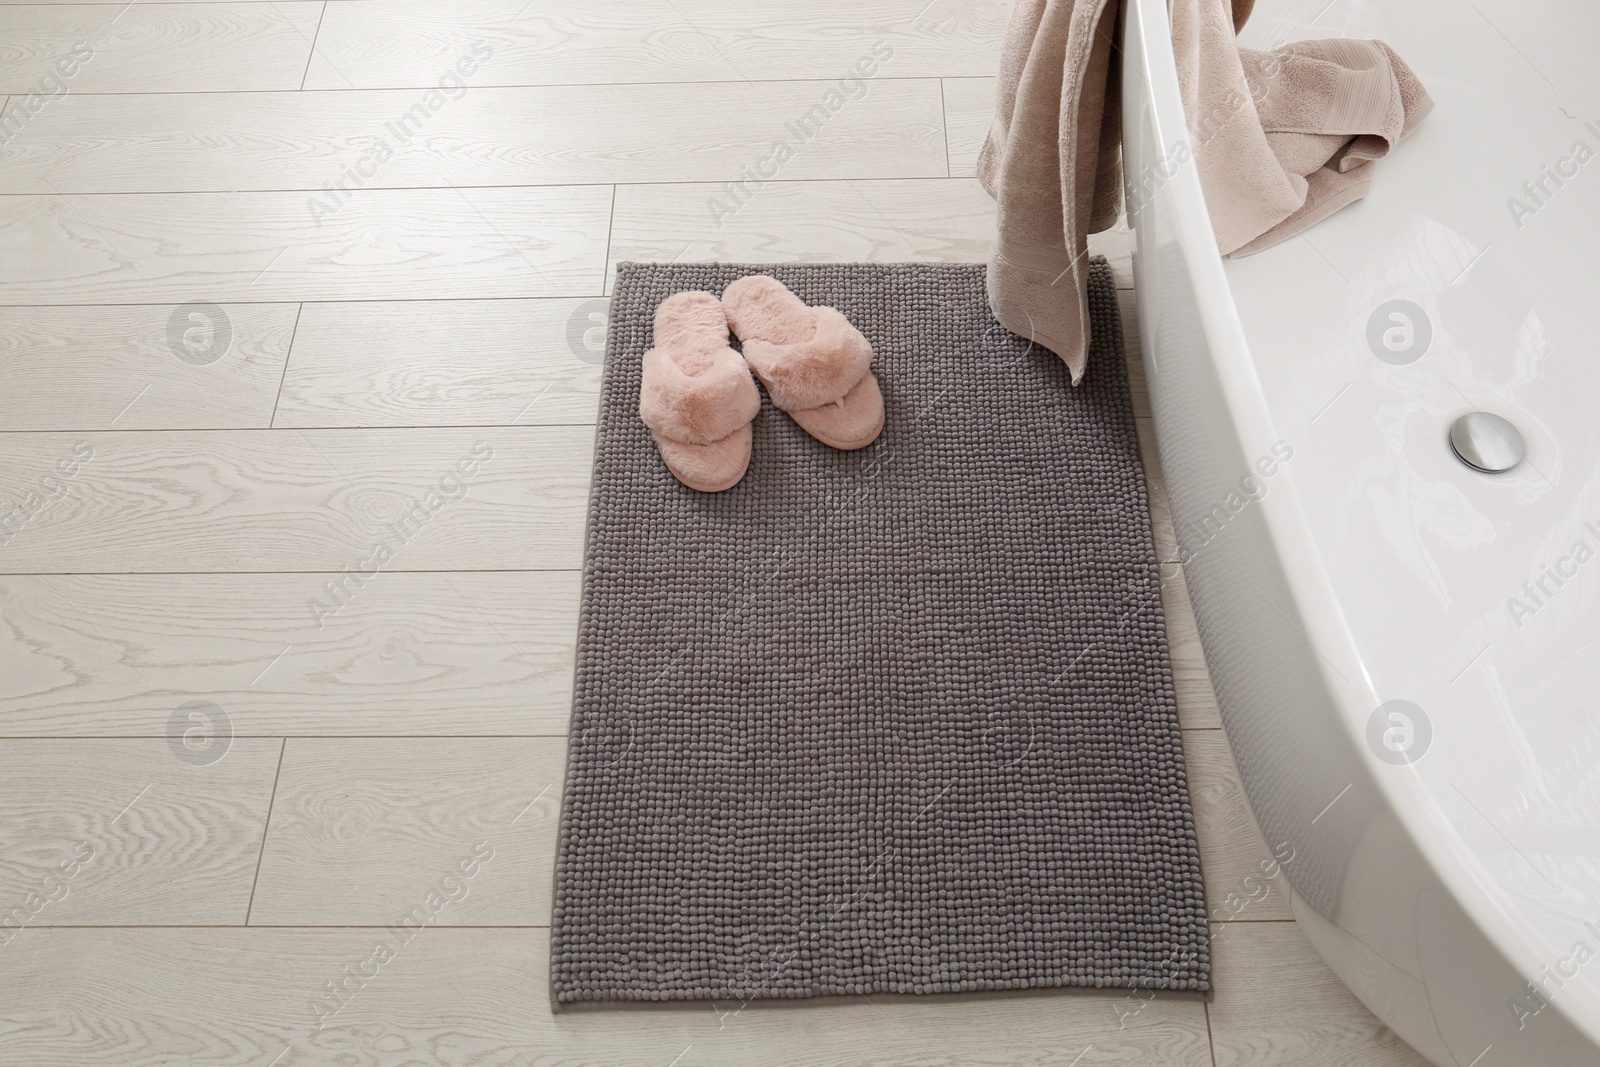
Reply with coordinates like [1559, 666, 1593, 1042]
[977, 0, 1433, 382]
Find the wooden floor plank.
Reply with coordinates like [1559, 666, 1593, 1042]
[0, 2, 321, 95]
[1115, 287, 1220, 729]
[0, 187, 612, 305]
[0, 572, 579, 736]
[0, 739, 280, 927]
[276, 298, 605, 428]
[608, 178, 996, 288]
[1119, 286, 1153, 419]
[1164, 565, 1224, 730]
[0, 428, 592, 572]
[1208, 922, 1433, 1066]
[249, 737, 564, 926]
[1091, 223, 1135, 288]
[0, 303, 298, 431]
[1136, 415, 1181, 565]
[1, 80, 946, 194]
[0, 928, 1213, 1067]
[306, 0, 1009, 90]
[1183, 731, 1292, 922]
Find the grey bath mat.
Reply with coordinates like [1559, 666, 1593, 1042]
[551, 261, 1208, 1004]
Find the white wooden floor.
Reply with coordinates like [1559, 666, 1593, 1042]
[0, 2, 1430, 1064]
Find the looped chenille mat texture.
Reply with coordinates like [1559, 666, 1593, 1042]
[550, 261, 1208, 1005]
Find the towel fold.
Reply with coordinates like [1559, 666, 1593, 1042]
[977, 0, 1433, 382]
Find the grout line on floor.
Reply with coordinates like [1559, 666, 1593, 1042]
[3, 915, 1299, 927]
[601, 184, 619, 290]
[0, 275, 1139, 316]
[242, 738, 288, 926]
[0, 921, 1304, 930]
[297, 2, 330, 92]
[0, 424, 599, 433]
[19, 924, 559, 930]
[0, 568, 585, 576]
[0, 294, 615, 310]
[0, 275, 1145, 313]
[0, 423, 602, 434]
[0, 174, 977, 198]
[267, 302, 305, 428]
[4, 74, 994, 100]
[0, 279, 1130, 314]
[0, 731, 1236, 742]
[938, 78, 952, 178]
[0, 735, 576, 741]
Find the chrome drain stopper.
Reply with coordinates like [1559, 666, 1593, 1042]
[1450, 411, 1525, 473]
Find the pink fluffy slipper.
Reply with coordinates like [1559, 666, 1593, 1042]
[721, 275, 885, 451]
[638, 291, 761, 492]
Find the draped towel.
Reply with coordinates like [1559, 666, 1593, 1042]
[977, 0, 1433, 382]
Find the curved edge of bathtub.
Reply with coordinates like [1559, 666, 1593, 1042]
[1119, 1, 1600, 1063]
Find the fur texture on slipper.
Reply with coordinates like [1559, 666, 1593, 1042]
[722, 275, 885, 450]
[739, 308, 873, 413]
[638, 291, 760, 492]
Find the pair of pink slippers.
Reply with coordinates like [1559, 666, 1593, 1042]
[638, 276, 885, 492]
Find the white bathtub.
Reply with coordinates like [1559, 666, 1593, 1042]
[1122, 0, 1600, 1062]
